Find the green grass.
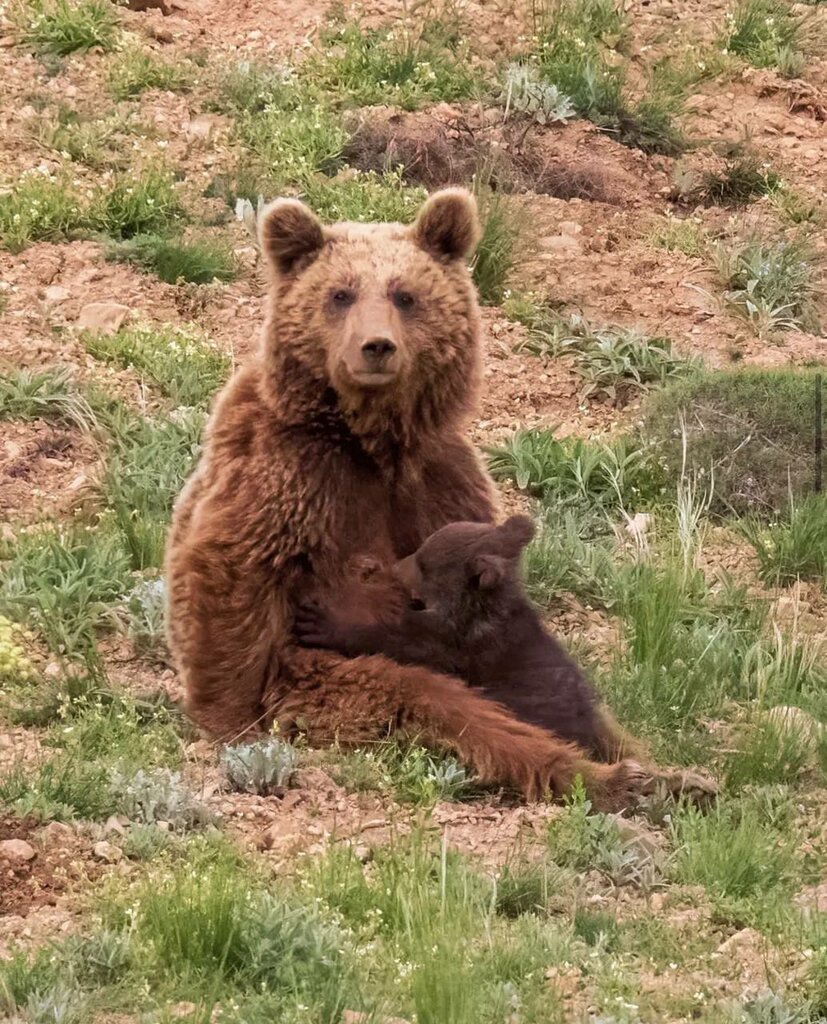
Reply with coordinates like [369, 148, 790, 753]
[649, 216, 708, 257]
[0, 525, 132, 659]
[84, 324, 230, 406]
[534, 0, 688, 154]
[712, 235, 822, 336]
[701, 151, 781, 206]
[98, 407, 205, 570]
[0, 367, 98, 430]
[90, 165, 182, 239]
[328, 740, 476, 805]
[299, 168, 426, 224]
[302, 20, 480, 111]
[0, 164, 182, 250]
[106, 232, 238, 285]
[739, 494, 827, 586]
[471, 187, 523, 305]
[236, 99, 347, 193]
[670, 798, 801, 924]
[108, 46, 193, 100]
[723, 713, 815, 789]
[723, 0, 808, 73]
[13, 0, 118, 57]
[28, 106, 128, 170]
[642, 368, 825, 515]
[511, 304, 699, 405]
[523, 511, 617, 609]
[0, 171, 87, 252]
[486, 427, 657, 512]
[0, 696, 185, 820]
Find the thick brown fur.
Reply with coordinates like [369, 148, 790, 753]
[165, 190, 703, 810]
[297, 517, 645, 762]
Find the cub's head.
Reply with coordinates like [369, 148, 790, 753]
[393, 515, 535, 623]
[258, 189, 481, 423]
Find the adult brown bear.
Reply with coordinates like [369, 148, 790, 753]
[165, 189, 678, 808]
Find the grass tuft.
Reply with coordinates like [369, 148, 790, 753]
[487, 427, 656, 512]
[739, 494, 827, 585]
[701, 151, 780, 206]
[0, 367, 98, 430]
[90, 165, 182, 239]
[642, 368, 825, 515]
[105, 233, 237, 285]
[83, 324, 231, 407]
[0, 171, 87, 252]
[670, 797, 800, 922]
[534, 0, 687, 154]
[471, 186, 523, 305]
[723, 0, 808, 74]
[302, 20, 479, 111]
[13, 0, 118, 57]
[712, 235, 821, 335]
[108, 45, 193, 100]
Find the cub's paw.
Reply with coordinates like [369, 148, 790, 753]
[591, 759, 654, 812]
[294, 600, 338, 649]
[656, 768, 718, 808]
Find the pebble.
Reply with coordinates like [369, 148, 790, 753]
[0, 839, 36, 862]
[76, 302, 131, 336]
[92, 840, 123, 863]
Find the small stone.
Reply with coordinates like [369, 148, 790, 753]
[717, 927, 761, 956]
[104, 815, 127, 836]
[0, 839, 36, 862]
[170, 1003, 197, 1019]
[76, 302, 130, 335]
[44, 285, 70, 303]
[539, 234, 581, 255]
[41, 822, 74, 843]
[92, 840, 123, 863]
[186, 115, 221, 141]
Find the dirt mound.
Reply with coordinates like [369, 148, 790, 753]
[344, 105, 670, 207]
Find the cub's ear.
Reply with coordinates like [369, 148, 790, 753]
[494, 515, 535, 558]
[469, 553, 505, 591]
[411, 188, 480, 262]
[258, 198, 325, 276]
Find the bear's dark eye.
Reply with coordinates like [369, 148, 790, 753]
[331, 288, 355, 307]
[392, 290, 415, 311]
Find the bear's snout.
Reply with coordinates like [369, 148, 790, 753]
[361, 336, 397, 370]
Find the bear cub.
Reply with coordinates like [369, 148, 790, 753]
[296, 516, 612, 758]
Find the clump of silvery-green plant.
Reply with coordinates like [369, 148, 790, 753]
[110, 767, 210, 829]
[221, 737, 300, 794]
[235, 195, 266, 246]
[502, 63, 576, 125]
[25, 981, 85, 1024]
[122, 577, 166, 654]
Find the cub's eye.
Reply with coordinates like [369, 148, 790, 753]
[392, 290, 415, 311]
[331, 288, 355, 307]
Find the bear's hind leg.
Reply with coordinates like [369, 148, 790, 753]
[274, 648, 653, 808]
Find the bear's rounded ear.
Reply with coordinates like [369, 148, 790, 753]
[494, 515, 536, 557]
[469, 553, 505, 591]
[258, 198, 325, 277]
[411, 188, 480, 262]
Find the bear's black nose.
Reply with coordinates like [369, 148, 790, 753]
[361, 337, 397, 365]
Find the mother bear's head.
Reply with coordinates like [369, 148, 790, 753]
[257, 189, 483, 440]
